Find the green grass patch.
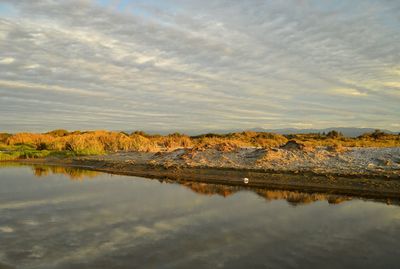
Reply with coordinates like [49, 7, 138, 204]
[0, 151, 21, 161]
[19, 149, 51, 159]
[0, 149, 51, 160]
[0, 146, 104, 161]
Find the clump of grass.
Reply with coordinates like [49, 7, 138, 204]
[65, 134, 105, 155]
[154, 133, 193, 150]
[129, 134, 158, 152]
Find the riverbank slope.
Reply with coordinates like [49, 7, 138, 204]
[14, 145, 400, 200]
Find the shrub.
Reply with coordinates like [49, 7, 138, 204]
[131, 130, 149, 137]
[46, 129, 70, 137]
[371, 129, 386, 140]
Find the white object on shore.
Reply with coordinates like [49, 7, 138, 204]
[243, 177, 249, 184]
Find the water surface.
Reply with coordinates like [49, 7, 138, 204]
[0, 164, 399, 269]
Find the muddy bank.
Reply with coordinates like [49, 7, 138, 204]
[12, 145, 400, 200]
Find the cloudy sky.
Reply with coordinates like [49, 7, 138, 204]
[0, 0, 399, 133]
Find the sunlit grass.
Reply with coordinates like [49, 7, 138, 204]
[0, 129, 398, 161]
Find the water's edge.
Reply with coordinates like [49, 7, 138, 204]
[5, 159, 400, 204]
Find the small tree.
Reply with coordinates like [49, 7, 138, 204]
[371, 129, 385, 140]
[326, 130, 343, 139]
[132, 130, 148, 137]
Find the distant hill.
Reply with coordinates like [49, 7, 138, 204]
[248, 127, 397, 137]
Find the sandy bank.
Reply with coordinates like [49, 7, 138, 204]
[76, 146, 400, 178]
[15, 145, 397, 200]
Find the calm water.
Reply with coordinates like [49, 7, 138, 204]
[0, 164, 399, 269]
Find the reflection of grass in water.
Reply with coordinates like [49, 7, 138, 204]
[180, 181, 239, 197]
[264, 191, 352, 205]
[0, 162, 39, 169]
[178, 181, 352, 205]
[32, 165, 100, 180]
[0, 162, 100, 180]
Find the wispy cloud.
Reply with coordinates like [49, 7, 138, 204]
[331, 88, 368, 97]
[0, 0, 399, 132]
[0, 79, 108, 97]
[0, 56, 14, 64]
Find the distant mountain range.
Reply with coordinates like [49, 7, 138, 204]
[128, 127, 398, 137]
[247, 127, 398, 137]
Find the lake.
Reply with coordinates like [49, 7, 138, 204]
[0, 164, 399, 269]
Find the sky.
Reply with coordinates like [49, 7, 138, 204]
[0, 0, 399, 133]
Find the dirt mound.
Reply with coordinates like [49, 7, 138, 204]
[280, 140, 305, 150]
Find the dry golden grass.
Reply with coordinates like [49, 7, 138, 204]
[290, 131, 400, 148]
[191, 131, 288, 150]
[1, 129, 399, 159]
[151, 133, 193, 150]
[4, 131, 158, 155]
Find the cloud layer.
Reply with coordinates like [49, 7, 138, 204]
[0, 0, 399, 132]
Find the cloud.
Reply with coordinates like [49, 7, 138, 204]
[384, 82, 400, 89]
[0, 0, 399, 132]
[0, 56, 14, 64]
[0, 79, 108, 97]
[0, 226, 14, 233]
[0, 194, 95, 210]
[331, 88, 368, 97]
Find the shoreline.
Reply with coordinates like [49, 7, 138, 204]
[7, 148, 400, 201]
